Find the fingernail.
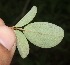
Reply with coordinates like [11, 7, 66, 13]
[0, 26, 16, 50]
[0, 38, 14, 51]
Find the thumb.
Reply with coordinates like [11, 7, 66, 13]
[0, 18, 16, 65]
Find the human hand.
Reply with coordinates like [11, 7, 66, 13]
[0, 18, 16, 65]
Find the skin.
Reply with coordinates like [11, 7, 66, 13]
[0, 18, 16, 65]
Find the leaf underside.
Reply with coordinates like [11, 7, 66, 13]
[15, 6, 37, 27]
[14, 30, 29, 58]
[24, 22, 64, 48]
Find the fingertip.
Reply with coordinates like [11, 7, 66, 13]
[0, 18, 5, 26]
[0, 26, 16, 50]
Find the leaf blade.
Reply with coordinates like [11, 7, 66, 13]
[15, 6, 37, 27]
[14, 30, 29, 58]
[24, 22, 64, 48]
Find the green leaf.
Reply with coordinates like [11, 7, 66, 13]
[14, 30, 29, 58]
[23, 22, 64, 48]
[15, 6, 37, 27]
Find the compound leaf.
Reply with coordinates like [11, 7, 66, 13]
[15, 6, 37, 27]
[14, 30, 29, 58]
[23, 22, 64, 48]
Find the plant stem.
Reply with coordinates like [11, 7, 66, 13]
[10, 26, 25, 31]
